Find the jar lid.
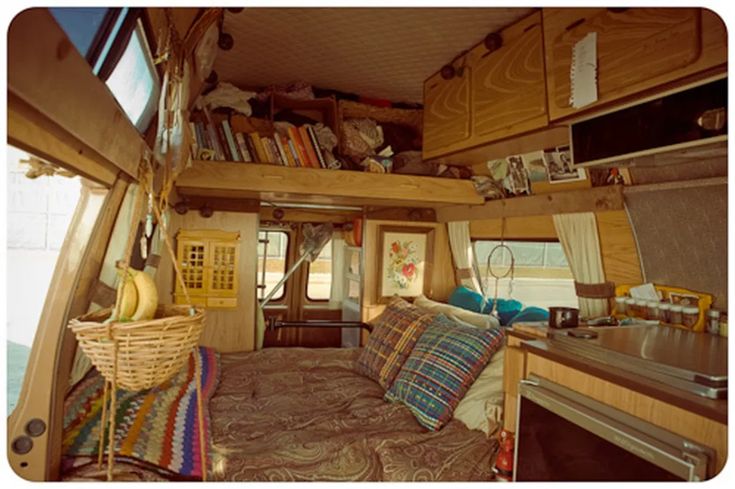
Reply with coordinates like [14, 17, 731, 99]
[670, 305, 684, 312]
[682, 306, 699, 314]
[708, 309, 720, 317]
[635, 299, 647, 306]
[659, 303, 672, 310]
[625, 298, 636, 304]
[646, 301, 660, 307]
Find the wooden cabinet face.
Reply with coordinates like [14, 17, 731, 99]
[422, 65, 471, 157]
[472, 12, 548, 140]
[544, 8, 726, 121]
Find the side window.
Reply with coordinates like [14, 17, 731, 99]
[473, 240, 579, 309]
[257, 230, 289, 302]
[49, 7, 160, 132]
[306, 238, 333, 301]
[6, 146, 86, 413]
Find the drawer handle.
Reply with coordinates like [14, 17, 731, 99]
[263, 174, 285, 180]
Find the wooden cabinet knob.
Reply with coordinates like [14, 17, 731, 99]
[484, 32, 503, 53]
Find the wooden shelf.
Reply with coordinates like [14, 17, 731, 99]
[176, 161, 484, 208]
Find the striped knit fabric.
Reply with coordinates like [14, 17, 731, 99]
[62, 346, 219, 479]
[385, 314, 505, 431]
[356, 297, 436, 390]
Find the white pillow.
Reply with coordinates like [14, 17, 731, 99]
[453, 346, 505, 435]
[413, 294, 500, 330]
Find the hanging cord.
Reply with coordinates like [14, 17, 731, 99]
[481, 216, 515, 319]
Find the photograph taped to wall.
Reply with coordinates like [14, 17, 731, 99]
[506, 155, 530, 195]
[377, 226, 434, 302]
[668, 292, 701, 308]
[520, 150, 549, 183]
[544, 146, 586, 183]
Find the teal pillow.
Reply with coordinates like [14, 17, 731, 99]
[448, 286, 491, 313]
[507, 306, 549, 326]
[495, 299, 523, 325]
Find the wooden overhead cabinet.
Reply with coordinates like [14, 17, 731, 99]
[423, 11, 548, 162]
[543, 8, 727, 121]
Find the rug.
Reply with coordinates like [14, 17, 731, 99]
[62, 346, 220, 479]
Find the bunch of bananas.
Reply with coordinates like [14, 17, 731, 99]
[113, 264, 159, 322]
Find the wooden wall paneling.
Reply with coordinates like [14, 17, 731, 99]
[7, 9, 148, 180]
[596, 210, 643, 285]
[159, 211, 259, 352]
[422, 58, 472, 157]
[436, 185, 624, 222]
[259, 207, 360, 224]
[469, 215, 557, 240]
[361, 220, 455, 324]
[502, 344, 526, 432]
[526, 353, 728, 475]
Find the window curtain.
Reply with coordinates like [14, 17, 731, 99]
[447, 221, 481, 292]
[552, 212, 608, 318]
[329, 236, 346, 310]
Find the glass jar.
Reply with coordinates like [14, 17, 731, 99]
[625, 298, 636, 317]
[669, 304, 684, 326]
[614, 296, 627, 316]
[719, 313, 728, 337]
[659, 303, 671, 323]
[681, 306, 699, 329]
[707, 309, 720, 335]
[635, 299, 648, 318]
[646, 301, 660, 321]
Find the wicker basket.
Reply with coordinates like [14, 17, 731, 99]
[68, 304, 205, 391]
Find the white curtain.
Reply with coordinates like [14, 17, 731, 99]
[447, 221, 481, 292]
[329, 236, 346, 310]
[552, 212, 608, 318]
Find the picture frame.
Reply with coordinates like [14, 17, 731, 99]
[544, 145, 587, 183]
[377, 226, 434, 303]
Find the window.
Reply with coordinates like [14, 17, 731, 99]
[257, 230, 289, 301]
[6, 146, 85, 413]
[307, 239, 333, 301]
[474, 240, 579, 310]
[49, 8, 160, 132]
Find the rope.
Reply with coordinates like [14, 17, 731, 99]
[481, 216, 515, 318]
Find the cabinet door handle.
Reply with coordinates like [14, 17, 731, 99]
[565, 18, 586, 31]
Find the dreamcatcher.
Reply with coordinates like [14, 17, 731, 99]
[480, 217, 515, 320]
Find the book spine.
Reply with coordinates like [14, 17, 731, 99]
[266, 138, 284, 165]
[273, 134, 290, 166]
[306, 125, 327, 169]
[288, 127, 311, 168]
[194, 121, 207, 149]
[287, 139, 302, 167]
[217, 124, 233, 160]
[206, 123, 225, 160]
[261, 137, 275, 163]
[249, 133, 268, 163]
[244, 134, 260, 163]
[299, 126, 319, 168]
[222, 120, 241, 161]
[279, 135, 296, 167]
[235, 133, 252, 162]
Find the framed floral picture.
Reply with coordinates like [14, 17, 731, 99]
[377, 226, 434, 302]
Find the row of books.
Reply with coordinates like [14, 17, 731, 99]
[189, 113, 329, 169]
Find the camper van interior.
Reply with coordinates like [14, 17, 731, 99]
[4, 5, 730, 483]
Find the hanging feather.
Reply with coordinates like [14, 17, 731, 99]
[140, 235, 148, 260]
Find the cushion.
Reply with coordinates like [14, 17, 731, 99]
[448, 286, 488, 313]
[355, 297, 435, 390]
[453, 347, 505, 435]
[507, 306, 549, 326]
[414, 294, 500, 330]
[495, 298, 523, 325]
[385, 314, 505, 431]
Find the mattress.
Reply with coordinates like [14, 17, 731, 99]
[63, 347, 497, 481]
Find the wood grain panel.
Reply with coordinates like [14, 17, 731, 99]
[596, 210, 643, 285]
[526, 353, 727, 475]
[472, 12, 547, 141]
[502, 345, 526, 432]
[176, 161, 484, 207]
[361, 220, 455, 323]
[544, 8, 727, 121]
[157, 211, 259, 352]
[470, 215, 557, 240]
[423, 61, 471, 156]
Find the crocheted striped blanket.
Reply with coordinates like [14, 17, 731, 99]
[62, 346, 219, 479]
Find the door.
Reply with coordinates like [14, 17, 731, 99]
[471, 11, 548, 141]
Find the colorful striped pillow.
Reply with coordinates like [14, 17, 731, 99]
[385, 314, 505, 431]
[356, 297, 435, 390]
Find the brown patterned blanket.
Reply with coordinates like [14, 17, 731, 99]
[64, 347, 497, 481]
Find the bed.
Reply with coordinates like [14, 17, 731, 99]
[62, 347, 499, 482]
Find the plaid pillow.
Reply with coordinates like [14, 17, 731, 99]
[385, 314, 505, 431]
[356, 297, 435, 390]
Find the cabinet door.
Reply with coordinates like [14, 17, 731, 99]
[472, 12, 548, 141]
[177, 239, 208, 297]
[544, 8, 726, 121]
[207, 240, 240, 300]
[422, 59, 471, 159]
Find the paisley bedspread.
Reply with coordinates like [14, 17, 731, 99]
[64, 347, 497, 481]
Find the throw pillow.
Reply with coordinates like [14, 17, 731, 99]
[385, 314, 505, 431]
[414, 294, 500, 329]
[355, 297, 435, 390]
[448, 286, 489, 313]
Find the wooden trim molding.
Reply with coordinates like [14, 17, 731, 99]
[7, 8, 149, 180]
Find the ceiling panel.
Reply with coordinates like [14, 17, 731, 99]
[214, 7, 535, 104]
